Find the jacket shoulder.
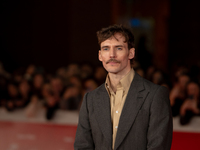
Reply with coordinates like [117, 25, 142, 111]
[84, 83, 106, 101]
[140, 75, 169, 93]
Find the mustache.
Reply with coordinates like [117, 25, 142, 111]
[106, 59, 120, 64]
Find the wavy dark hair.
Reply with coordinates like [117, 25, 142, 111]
[96, 24, 135, 50]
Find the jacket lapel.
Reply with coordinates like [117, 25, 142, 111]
[114, 73, 149, 150]
[93, 84, 112, 148]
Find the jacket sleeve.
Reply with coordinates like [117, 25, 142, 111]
[147, 86, 173, 150]
[74, 93, 95, 150]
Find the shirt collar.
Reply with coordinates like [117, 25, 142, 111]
[105, 69, 135, 95]
[105, 75, 114, 95]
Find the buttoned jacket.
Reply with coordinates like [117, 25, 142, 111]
[74, 73, 173, 150]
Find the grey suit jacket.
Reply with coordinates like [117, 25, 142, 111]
[74, 73, 173, 150]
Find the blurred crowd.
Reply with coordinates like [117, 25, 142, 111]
[0, 62, 107, 120]
[0, 61, 200, 125]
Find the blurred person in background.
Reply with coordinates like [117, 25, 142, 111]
[56, 67, 68, 85]
[56, 67, 67, 79]
[94, 66, 107, 85]
[170, 74, 190, 116]
[0, 75, 8, 107]
[66, 63, 80, 78]
[24, 64, 36, 81]
[80, 63, 94, 80]
[83, 78, 98, 94]
[43, 76, 64, 120]
[0, 62, 11, 107]
[12, 68, 25, 84]
[151, 70, 164, 85]
[69, 75, 82, 90]
[5, 82, 19, 111]
[41, 82, 52, 99]
[151, 70, 170, 89]
[74, 24, 172, 150]
[17, 79, 32, 108]
[131, 59, 140, 70]
[60, 85, 82, 110]
[179, 81, 200, 125]
[60, 75, 82, 110]
[146, 65, 156, 81]
[45, 94, 58, 120]
[174, 66, 189, 80]
[50, 76, 64, 98]
[135, 67, 145, 77]
[0, 62, 11, 79]
[25, 73, 44, 117]
[170, 65, 189, 86]
[31, 73, 44, 100]
[25, 95, 41, 117]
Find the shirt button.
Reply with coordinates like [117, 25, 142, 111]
[116, 111, 118, 113]
[115, 126, 118, 129]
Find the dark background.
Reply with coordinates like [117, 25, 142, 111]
[1, 0, 200, 74]
[169, 0, 200, 67]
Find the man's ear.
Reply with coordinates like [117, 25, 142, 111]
[129, 48, 135, 59]
[98, 50, 102, 61]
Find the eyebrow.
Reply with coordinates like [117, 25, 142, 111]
[101, 46, 109, 49]
[101, 45, 124, 49]
[115, 45, 123, 47]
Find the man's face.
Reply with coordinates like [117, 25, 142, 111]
[98, 33, 135, 76]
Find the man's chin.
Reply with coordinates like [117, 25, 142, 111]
[106, 69, 119, 74]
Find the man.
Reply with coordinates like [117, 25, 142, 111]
[74, 24, 173, 150]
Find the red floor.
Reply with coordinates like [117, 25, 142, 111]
[172, 131, 200, 150]
[0, 121, 77, 150]
[0, 121, 200, 150]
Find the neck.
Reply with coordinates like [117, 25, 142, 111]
[108, 67, 131, 92]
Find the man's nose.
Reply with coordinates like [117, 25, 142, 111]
[109, 49, 116, 58]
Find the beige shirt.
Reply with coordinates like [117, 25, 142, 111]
[105, 69, 135, 149]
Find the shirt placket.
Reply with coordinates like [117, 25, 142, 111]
[112, 87, 123, 148]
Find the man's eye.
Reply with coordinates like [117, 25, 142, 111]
[103, 48, 108, 51]
[117, 47, 122, 50]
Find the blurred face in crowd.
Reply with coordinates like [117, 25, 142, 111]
[175, 67, 188, 78]
[66, 64, 80, 77]
[136, 68, 144, 78]
[152, 71, 163, 84]
[146, 66, 155, 79]
[94, 66, 107, 80]
[33, 74, 44, 89]
[63, 86, 80, 99]
[84, 79, 98, 92]
[8, 84, 18, 97]
[14, 74, 23, 83]
[187, 82, 200, 97]
[99, 33, 135, 76]
[26, 65, 36, 75]
[51, 78, 63, 93]
[19, 80, 30, 95]
[56, 67, 66, 78]
[80, 64, 93, 79]
[69, 76, 82, 89]
[178, 75, 190, 90]
[42, 83, 52, 98]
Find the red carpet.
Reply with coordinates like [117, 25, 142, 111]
[0, 121, 200, 150]
[171, 131, 200, 150]
[0, 121, 77, 150]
